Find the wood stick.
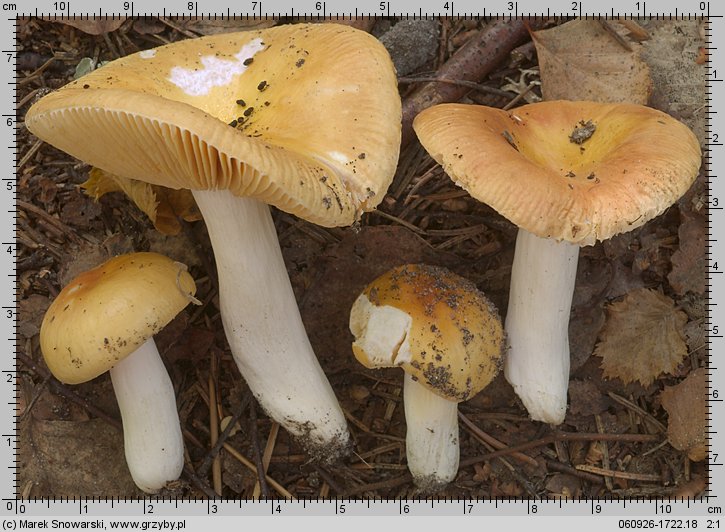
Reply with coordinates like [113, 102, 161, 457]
[401, 18, 533, 147]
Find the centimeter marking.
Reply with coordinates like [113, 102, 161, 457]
[4, 0, 723, 517]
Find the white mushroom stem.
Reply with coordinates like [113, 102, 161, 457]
[109, 338, 184, 493]
[403, 372, 459, 489]
[191, 189, 350, 459]
[503, 228, 580, 425]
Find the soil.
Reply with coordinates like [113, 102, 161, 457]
[16, 16, 710, 499]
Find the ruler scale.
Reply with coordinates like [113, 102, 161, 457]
[3, 0, 722, 525]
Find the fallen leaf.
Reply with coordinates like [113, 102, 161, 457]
[668, 208, 707, 295]
[40, 16, 126, 35]
[594, 288, 688, 386]
[660, 367, 708, 461]
[59, 193, 102, 228]
[181, 17, 276, 35]
[83, 168, 201, 235]
[532, 19, 652, 103]
[641, 20, 707, 147]
[132, 18, 165, 35]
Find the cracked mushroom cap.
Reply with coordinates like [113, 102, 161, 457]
[349, 264, 505, 402]
[40, 252, 197, 384]
[25, 23, 401, 227]
[413, 101, 701, 246]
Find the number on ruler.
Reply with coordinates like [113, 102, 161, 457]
[571, 1, 578, 11]
[714, 198, 720, 208]
[507, 1, 514, 10]
[714, 325, 720, 336]
[122, 1, 130, 10]
[714, 389, 720, 399]
[53, 2, 68, 10]
[700, 1, 707, 10]
[315, 1, 323, 10]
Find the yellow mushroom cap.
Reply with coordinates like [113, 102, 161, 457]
[40, 252, 197, 384]
[349, 264, 505, 402]
[413, 101, 702, 245]
[25, 23, 401, 227]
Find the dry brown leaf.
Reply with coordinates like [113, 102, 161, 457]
[532, 19, 652, 103]
[180, 17, 276, 35]
[594, 288, 688, 386]
[40, 16, 126, 35]
[668, 208, 707, 295]
[83, 168, 200, 235]
[660, 367, 708, 461]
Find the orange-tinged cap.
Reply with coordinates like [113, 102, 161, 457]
[40, 252, 197, 384]
[349, 264, 504, 402]
[25, 24, 401, 227]
[413, 101, 701, 245]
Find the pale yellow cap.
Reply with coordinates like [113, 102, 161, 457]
[25, 23, 402, 227]
[413, 101, 701, 245]
[349, 264, 504, 402]
[40, 252, 197, 384]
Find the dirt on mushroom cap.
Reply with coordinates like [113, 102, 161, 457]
[40, 252, 197, 384]
[413, 100, 701, 246]
[353, 264, 505, 402]
[24, 23, 402, 229]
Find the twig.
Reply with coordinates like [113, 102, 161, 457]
[208, 358, 222, 496]
[607, 392, 667, 433]
[371, 209, 426, 234]
[502, 83, 538, 111]
[458, 411, 538, 467]
[253, 422, 278, 498]
[340, 473, 412, 497]
[598, 20, 633, 52]
[16, 352, 121, 431]
[546, 460, 604, 485]
[401, 18, 534, 146]
[196, 393, 250, 478]
[398, 76, 514, 97]
[459, 432, 661, 468]
[222, 443, 294, 499]
[595, 414, 614, 491]
[17, 200, 82, 243]
[576, 464, 662, 482]
[248, 400, 270, 499]
[182, 464, 218, 499]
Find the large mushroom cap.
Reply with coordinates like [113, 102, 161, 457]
[349, 264, 505, 402]
[413, 101, 701, 245]
[40, 252, 197, 384]
[25, 23, 401, 227]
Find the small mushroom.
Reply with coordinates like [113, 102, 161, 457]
[349, 264, 505, 491]
[25, 23, 402, 461]
[39, 253, 198, 493]
[414, 101, 702, 424]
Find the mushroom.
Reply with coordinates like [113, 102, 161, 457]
[25, 24, 402, 460]
[413, 101, 702, 424]
[39, 252, 198, 493]
[349, 264, 505, 491]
